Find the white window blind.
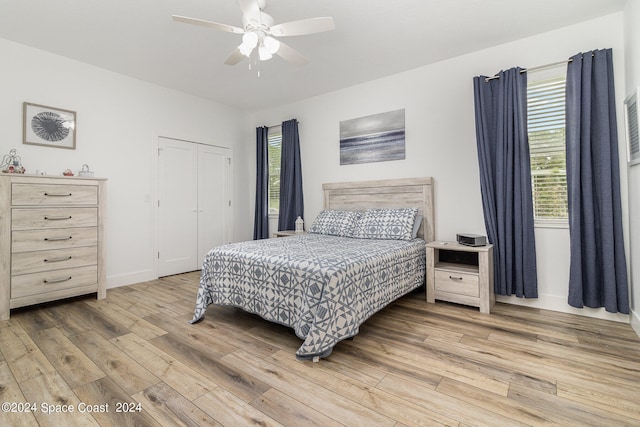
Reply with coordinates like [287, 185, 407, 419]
[625, 89, 640, 163]
[267, 127, 282, 214]
[527, 76, 568, 223]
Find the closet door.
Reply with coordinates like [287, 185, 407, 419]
[197, 144, 232, 264]
[157, 137, 232, 277]
[158, 137, 198, 277]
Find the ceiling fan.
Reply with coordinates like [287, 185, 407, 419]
[172, 0, 335, 66]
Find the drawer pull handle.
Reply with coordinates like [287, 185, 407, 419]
[44, 236, 73, 242]
[44, 192, 72, 197]
[44, 216, 72, 220]
[44, 276, 72, 284]
[449, 275, 463, 281]
[44, 256, 72, 263]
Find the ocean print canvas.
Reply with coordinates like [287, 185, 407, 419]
[339, 109, 405, 165]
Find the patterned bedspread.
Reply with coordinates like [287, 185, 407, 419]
[191, 233, 425, 360]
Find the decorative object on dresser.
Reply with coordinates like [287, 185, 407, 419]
[23, 102, 76, 150]
[1, 149, 26, 174]
[426, 241, 494, 314]
[78, 164, 95, 177]
[0, 174, 106, 320]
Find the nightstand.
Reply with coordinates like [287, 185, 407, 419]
[426, 241, 494, 313]
[273, 230, 303, 237]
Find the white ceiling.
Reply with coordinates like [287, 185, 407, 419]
[0, 0, 628, 111]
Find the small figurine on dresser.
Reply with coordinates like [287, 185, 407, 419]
[1, 149, 26, 173]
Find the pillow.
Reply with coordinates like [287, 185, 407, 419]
[353, 208, 418, 241]
[309, 210, 362, 237]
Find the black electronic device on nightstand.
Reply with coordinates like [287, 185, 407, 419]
[456, 233, 487, 247]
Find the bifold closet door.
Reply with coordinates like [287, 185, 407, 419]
[197, 144, 231, 264]
[158, 137, 199, 277]
[157, 137, 232, 277]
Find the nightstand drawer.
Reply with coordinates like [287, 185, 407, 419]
[434, 269, 479, 297]
[12, 183, 98, 205]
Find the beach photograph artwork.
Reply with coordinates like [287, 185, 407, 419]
[339, 109, 405, 165]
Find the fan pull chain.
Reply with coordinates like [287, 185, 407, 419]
[246, 56, 261, 78]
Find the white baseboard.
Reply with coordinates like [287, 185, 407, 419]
[106, 269, 156, 289]
[496, 293, 631, 323]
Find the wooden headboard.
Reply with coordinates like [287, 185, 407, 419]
[322, 177, 435, 242]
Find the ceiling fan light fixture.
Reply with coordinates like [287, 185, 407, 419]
[238, 31, 258, 57]
[258, 44, 273, 61]
[241, 31, 258, 48]
[238, 43, 254, 57]
[263, 36, 280, 55]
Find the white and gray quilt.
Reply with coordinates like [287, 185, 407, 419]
[191, 233, 425, 360]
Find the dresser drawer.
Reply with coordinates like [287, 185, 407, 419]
[12, 246, 97, 276]
[12, 227, 97, 253]
[11, 265, 98, 299]
[12, 183, 98, 206]
[12, 207, 98, 230]
[434, 269, 479, 297]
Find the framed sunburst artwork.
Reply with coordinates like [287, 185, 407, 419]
[23, 102, 76, 149]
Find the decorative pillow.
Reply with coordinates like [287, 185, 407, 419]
[309, 210, 362, 237]
[353, 208, 418, 240]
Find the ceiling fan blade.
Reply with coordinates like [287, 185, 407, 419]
[172, 15, 244, 34]
[270, 17, 335, 37]
[236, 0, 261, 21]
[276, 41, 308, 66]
[225, 48, 246, 66]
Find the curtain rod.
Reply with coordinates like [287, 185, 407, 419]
[264, 120, 300, 130]
[484, 57, 578, 82]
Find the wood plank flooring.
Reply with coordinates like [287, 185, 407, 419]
[1, 271, 640, 426]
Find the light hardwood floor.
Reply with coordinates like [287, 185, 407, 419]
[1, 271, 639, 426]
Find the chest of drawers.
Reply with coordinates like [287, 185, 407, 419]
[0, 175, 106, 320]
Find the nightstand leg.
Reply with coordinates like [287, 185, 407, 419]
[478, 250, 494, 314]
[426, 246, 435, 303]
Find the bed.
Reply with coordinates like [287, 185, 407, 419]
[191, 177, 435, 360]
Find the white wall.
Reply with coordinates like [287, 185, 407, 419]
[249, 12, 631, 322]
[624, 0, 640, 335]
[0, 38, 251, 288]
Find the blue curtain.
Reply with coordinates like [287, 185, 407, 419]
[565, 49, 629, 313]
[253, 126, 269, 240]
[473, 68, 538, 298]
[278, 119, 304, 231]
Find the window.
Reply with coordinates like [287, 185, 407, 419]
[267, 126, 282, 214]
[527, 76, 568, 224]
